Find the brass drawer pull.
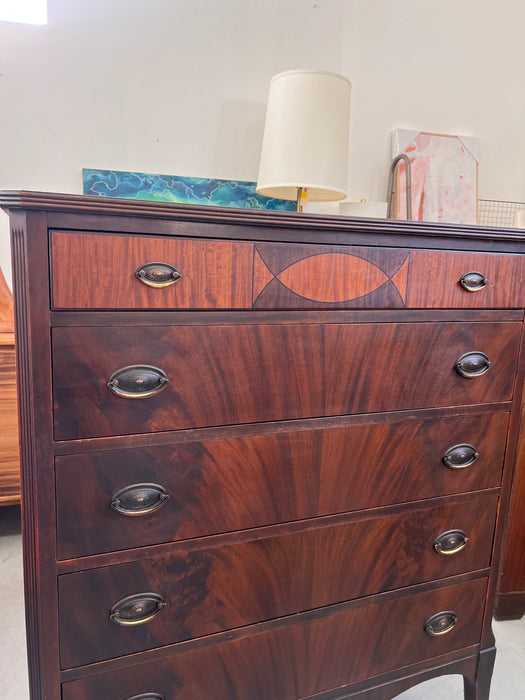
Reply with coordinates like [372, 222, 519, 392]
[135, 262, 182, 288]
[442, 443, 479, 470]
[126, 694, 164, 700]
[459, 271, 488, 292]
[424, 611, 457, 637]
[434, 529, 469, 555]
[454, 351, 492, 378]
[108, 365, 169, 399]
[110, 592, 167, 626]
[111, 483, 169, 517]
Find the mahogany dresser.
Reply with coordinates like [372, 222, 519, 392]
[2, 190, 525, 700]
[0, 266, 20, 506]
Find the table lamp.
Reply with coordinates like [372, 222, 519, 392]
[256, 69, 351, 212]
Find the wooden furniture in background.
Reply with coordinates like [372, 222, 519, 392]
[2, 190, 525, 700]
[0, 267, 20, 506]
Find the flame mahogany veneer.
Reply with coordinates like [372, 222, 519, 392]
[3, 190, 525, 700]
[55, 412, 508, 559]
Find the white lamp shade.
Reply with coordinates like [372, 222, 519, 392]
[257, 69, 351, 202]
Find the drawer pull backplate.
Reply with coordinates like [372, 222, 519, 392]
[111, 483, 169, 517]
[136, 262, 182, 288]
[442, 443, 479, 469]
[459, 271, 488, 292]
[434, 529, 469, 555]
[110, 592, 166, 626]
[424, 611, 457, 637]
[108, 365, 169, 399]
[454, 351, 492, 378]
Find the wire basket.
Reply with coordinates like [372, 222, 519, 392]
[478, 199, 525, 228]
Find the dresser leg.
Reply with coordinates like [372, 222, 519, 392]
[463, 647, 496, 700]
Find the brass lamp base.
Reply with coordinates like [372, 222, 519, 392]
[296, 187, 308, 212]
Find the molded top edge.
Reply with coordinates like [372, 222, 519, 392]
[1, 190, 525, 243]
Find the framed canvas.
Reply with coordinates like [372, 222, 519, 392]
[392, 130, 479, 224]
[82, 169, 295, 211]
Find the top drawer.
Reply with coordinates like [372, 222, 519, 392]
[50, 231, 525, 310]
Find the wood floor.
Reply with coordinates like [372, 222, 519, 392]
[1, 505, 523, 700]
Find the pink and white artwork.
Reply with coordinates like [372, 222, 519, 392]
[392, 130, 479, 224]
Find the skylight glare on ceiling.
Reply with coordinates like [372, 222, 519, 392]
[0, 0, 47, 25]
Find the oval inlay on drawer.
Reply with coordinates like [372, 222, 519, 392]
[276, 253, 389, 303]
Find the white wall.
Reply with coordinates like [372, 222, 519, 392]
[1, 0, 524, 286]
[342, 0, 525, 205]
[0, 0, 346, 285]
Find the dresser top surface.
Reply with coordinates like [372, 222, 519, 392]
[2, 190, 525, 248]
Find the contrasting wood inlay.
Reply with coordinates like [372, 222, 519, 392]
[60, 578, 488, 696]
[253, 242, 409, 308]
[52, 233, 414, 310]
[51, 230, 525, 311]
[55, 412, 508, 559]
[391, 255, 410, 303]
[252, 247, 275, 303]
[276, 253, 390, 303]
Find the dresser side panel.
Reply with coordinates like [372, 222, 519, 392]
[10, 211, 60, 700]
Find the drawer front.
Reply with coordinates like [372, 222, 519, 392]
[56, 413, 508, 559]
[51, 231, 525, 310]
[61, 577, 487, 697]
[50, 233, 409, 311]
[51, 232, 254, 310]
[406, 250, 525, 308]
[52, 322, 520, 440]
[58, 495, 497, 667]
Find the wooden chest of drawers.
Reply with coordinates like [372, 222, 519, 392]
[3, 190, 525, 700]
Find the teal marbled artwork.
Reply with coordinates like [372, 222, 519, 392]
[82, 169, 295, 211]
